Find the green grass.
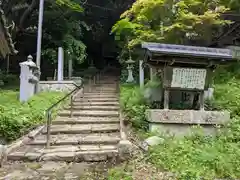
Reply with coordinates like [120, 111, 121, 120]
[0, 88, 65, 142]
[148, 131, 240, 179]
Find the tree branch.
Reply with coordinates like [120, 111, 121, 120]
[19, 0, 38, 30]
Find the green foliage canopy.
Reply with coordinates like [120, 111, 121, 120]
[112, 0, 231, 51]
[3, 0, 87, 65]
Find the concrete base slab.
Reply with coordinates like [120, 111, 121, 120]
[146, 109, 230, 125]
[146, 109, 230, 136]
[149, 123, 218, 136]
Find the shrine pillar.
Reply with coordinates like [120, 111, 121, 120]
[139, 60, 144, 88]
[57, 47, 64, 81]
[150, 66, 157, 81]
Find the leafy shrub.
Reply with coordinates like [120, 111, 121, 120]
[120, 84, 149, 129]
[213, 79, 240, 117]
[0, 72, 19, 87]
[0, 90, 65, 142]
[2, 74, 18, 85]
[120, 69, 128, 83]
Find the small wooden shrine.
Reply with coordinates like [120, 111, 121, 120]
[142, 42, 237, 110]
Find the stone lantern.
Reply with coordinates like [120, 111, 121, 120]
[125, 57, 135, 83]
[19, 55, 40, 102]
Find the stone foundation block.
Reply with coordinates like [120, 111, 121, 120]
[146, 109, 230, 136]
[146, 109, 230, 125]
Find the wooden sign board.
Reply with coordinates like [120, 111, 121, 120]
[171, 68, 207, 90]
[163, 67, 208, 90]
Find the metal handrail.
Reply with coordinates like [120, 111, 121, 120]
[45, 82, 83, 148]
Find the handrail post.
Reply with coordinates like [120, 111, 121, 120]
[46, 110, 51, 148]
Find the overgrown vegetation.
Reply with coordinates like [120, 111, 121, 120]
[120, 84, 149, 129]
[148, 131, 240, 179]
[0, 72, 19, 89]
[111, 0, 240, 178]
[0, 89, 64, 142]
[117, 63, 240, 179]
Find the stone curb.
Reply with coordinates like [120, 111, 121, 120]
[6, 126, 45, 154]
[119, 111, 127, 140]
[8, 150, 119, 162]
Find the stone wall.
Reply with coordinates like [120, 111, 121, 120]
[39, 81, 79, 92]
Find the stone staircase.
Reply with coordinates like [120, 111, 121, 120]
[7, 76, 122, 162]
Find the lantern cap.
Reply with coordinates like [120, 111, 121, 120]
[126, 58, 135, 64]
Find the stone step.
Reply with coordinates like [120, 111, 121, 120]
[28, 133, 120, 145]
[85, 87, 117, 90]
[84, 86, 116, 89]
[99, 77, 118, 79]
[58, 110, 119, 117]
[86, 87, 117, 90]
[84, 89, 118, 94]
[92, 83, 117, 86]
[94, 83, 117, 86]
[85, 85, 116, 88]
[42, 124, 120, 134]
[82, 92, 118, 96]
[97, 81, 117, 83]
[8, 145, 118, 162]
[72, 101, 119, 106]
[92, 87, 117, 90]
[53, 117, 119, 124]
[64, 105, 119, 111]
[82, 94, 118, 98]
[83, 92, 117, 95]
[74, 98, 118, 102]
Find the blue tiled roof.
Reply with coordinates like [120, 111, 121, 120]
[142, 42, 234, 60]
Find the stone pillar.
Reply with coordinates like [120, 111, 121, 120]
[57, 47, 64, 81]
[139, 60, 144, 88]
[204, 88, 214, 100]
[68, 58, 73, 80]
[164, 89, 169, 109]
[208, 88, 214, 99]
[199, 91, 205, 111]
